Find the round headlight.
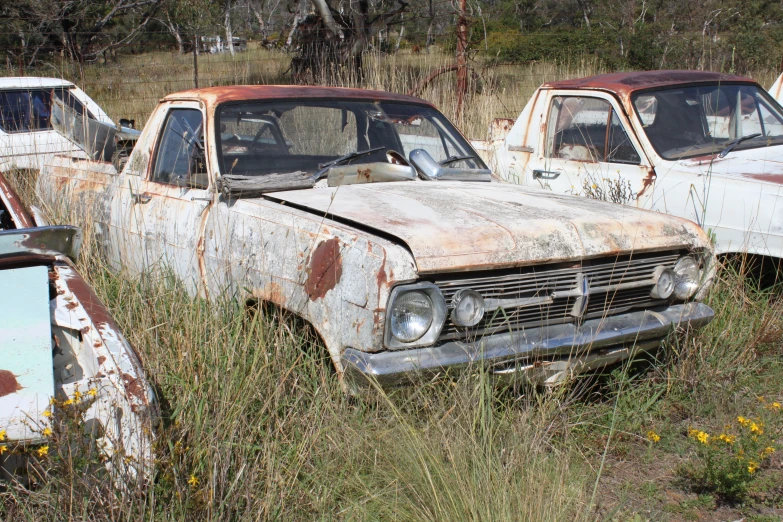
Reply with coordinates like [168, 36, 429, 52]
[651, 267, 675, 299]
[451, 289, 485, 327]
[390, 290, 434, 342]
[673, 256, 700, 300]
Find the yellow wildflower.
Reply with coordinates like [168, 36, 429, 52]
[188, 474, 199, 487]
[718, 433, 736, 444]
[72, 390, 82, 401]
[747, 460, 759, 474]
[0, 445, 7, 455]
[750, 422, 764, 435]
[688, 428, 699, 438]
[36, 446, 48, 457]
[49, 397, 57, 406]
[87, 388, 98, 398]
[0, 429, 6, 442]
[761, 447, 776, 458]
[62, 399, 74, 406]
[772, 402, 781, 410]
[737, 416, 751, 427]
[42, 427, 53, 437]
[42, 410, 52, 418]
[697, 431, 710, 445]
[646, 430, 661, 443]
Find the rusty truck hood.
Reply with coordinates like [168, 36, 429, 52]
[268, 181, 709, 273]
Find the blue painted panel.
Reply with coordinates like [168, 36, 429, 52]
[0, 265, 54, 442]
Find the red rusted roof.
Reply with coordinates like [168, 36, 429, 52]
[162, 85, 435, 107]
[543, 70, 756, 98]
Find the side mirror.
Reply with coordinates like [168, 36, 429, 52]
[408, 149, 492, 182]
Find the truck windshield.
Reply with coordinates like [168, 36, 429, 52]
[216, 100, 485, 177]
[631, 84, 783, 160]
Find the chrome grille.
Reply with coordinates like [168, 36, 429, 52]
[434, 251, 682, 341]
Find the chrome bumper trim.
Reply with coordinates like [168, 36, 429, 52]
[343, 302, 714, 387]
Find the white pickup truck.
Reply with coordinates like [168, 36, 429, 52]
[0, 77, 139, 173]
[484, 70, 783, 263]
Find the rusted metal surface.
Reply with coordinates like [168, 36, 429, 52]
[0, 370, 22, 397]
[0, 223, 155, 483]
[269, 181, 712, 273]
[306, 237, 343, 300]
[0, 172, 34, 228]
[36, 88, 717, 390]
[543, 70, 755, 100]
[164, 85, 436, 108]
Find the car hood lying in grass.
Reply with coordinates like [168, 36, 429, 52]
[266, 180, 713, 273]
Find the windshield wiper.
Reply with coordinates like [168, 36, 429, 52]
[312, 146, 386, 181]
[439, 154, 475, 166]
[718, 133, 762, 158]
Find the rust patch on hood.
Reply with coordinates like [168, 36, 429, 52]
[0, 370, 23, 397]
[306, 237, 343, 300]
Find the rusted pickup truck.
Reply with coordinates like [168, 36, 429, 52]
[39, 85, 715, 390]
[485, 71, 783, 264]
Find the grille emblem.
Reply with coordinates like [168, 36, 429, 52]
[570, 273, 590, 318]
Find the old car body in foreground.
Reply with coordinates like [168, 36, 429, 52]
[39, 85, 716, 390]
[486, 70, 783, 263]
[0, 172, 155, 483]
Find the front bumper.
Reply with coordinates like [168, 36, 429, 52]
[342, 302, 714, 387]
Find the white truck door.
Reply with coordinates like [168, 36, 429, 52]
[114, 102, 211, 293]
[506, 90, 654, 206]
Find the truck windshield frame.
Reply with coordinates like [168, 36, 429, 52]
[631, 83, 783, 160]
[215, 99, 486, 178]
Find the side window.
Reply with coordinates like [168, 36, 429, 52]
[151, 109, 207, 187]
[547, 96, 639, 164]
[0, 90, 53, 133]
[607, 112, 641, 164]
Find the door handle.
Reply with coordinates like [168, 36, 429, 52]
[131, 192, 151, 204]
[533, 170, 561, 180]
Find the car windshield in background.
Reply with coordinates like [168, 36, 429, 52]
[216, 100, 485, 177]
[632, 84, 783, 160]
[0, 88, 93, 134]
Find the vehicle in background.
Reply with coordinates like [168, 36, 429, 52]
[39, 85, 715, 392]
[0, 172, 155, 484]
[769, 72, 783, 103]
[482, 70, 783, 265]
[0, 77, 140, 173]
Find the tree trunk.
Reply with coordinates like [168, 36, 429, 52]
[225, 0, 235, 56]
[250, 0, 266, 36]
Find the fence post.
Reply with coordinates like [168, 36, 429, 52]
[456, 0, 468, 118]
[193, 35, 199, 88]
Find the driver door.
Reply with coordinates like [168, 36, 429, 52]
[527, 91, 653, 206]
[116, 102, 212, 294]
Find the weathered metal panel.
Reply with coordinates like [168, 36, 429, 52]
[0, 265, 53, 442]
[268, 181, 711, 273]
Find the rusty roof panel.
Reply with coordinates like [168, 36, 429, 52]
[162, 85, 435, 108]
[543, 70, 756, 99]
